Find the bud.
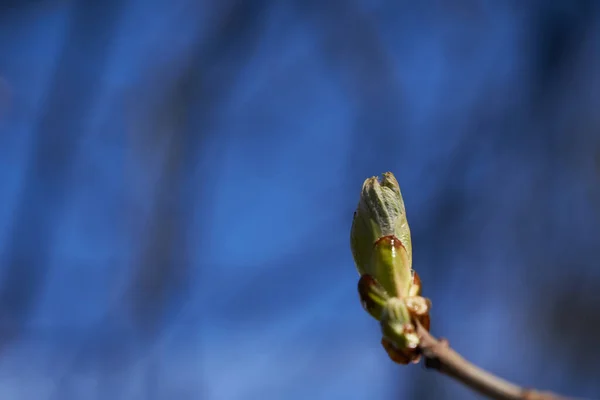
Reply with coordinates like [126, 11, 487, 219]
[350, 172, 433, 365]
[380, 298, 421, 364]
[357, 274, 389, 320]
[350, 172, 413, 298]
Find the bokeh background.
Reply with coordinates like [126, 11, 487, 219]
[1, 1, 600, 399]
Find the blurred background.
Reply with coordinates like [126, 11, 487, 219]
[1, 1, 600, 399]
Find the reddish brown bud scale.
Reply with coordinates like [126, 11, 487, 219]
[381, 337, 421, 365]
[373, 234, 406, 250]
[357, 275, 380, 316]
[412, 270, 422, 291]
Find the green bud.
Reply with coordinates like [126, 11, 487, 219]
[351, 172, 433, 365]
[350, 172, 413, 298]
[357, 274, 390, 320]
[380, 298, 419, 350]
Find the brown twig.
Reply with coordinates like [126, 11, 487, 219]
[415, 322, 571, 400]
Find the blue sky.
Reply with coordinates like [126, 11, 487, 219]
[1, 1, 600, 399]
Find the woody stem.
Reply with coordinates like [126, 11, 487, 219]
[414, 322, 570, 400]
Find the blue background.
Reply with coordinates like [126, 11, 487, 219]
[1, 1, 600, 399]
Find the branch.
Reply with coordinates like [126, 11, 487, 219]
[415, 322, 571, 400]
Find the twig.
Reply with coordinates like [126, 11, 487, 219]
[415, 322, 571, 400]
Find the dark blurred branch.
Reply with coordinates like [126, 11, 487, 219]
[415, 322, 570, 400]
[0, 0, 123, 352]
